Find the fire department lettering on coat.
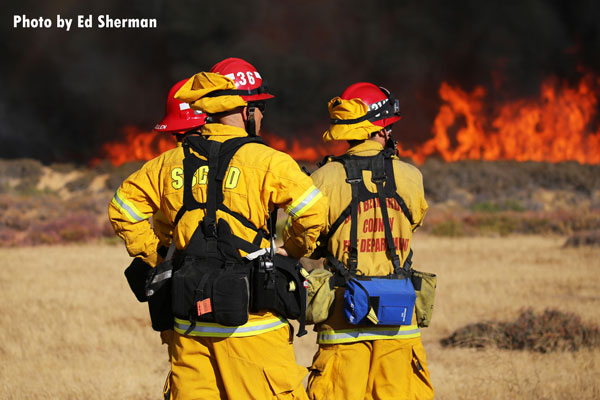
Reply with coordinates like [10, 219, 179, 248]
[342, 237, 409, 253]
[363, 217, 394, 233]
[344, 197, 405, 224]
[171, 166, 241, 190]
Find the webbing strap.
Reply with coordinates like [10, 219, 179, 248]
[345, 160, 362, 275]
[182, 144, 207, 211]
[372, 155, 403, 275]
[330, 94, 400, 125]
[325, 151, 415, 280]
[203, 141, 221, 254]
[202, 85, 270, 98]
[393, 193, 414, 226]
[176, 135, 270, 252]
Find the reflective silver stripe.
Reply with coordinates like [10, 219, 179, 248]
[174, 317, 287, 338]
[318, 326, 421, 344]
[112, 189, 147, 222]
[287, 186, 322, 217]
[244, 247, 269, 261]
[150, 270, 172, 285]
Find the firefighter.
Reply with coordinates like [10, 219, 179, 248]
[109, 57, 326, 399]
[122, 79, 207, 399]
[283, 82, 434, 400]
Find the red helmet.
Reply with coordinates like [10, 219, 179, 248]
[154, 79, 207, 133]
[340, 82, 401, 128]
[209, 57, 274, 102]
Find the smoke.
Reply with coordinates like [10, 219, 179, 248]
[1, 0, 599, 163]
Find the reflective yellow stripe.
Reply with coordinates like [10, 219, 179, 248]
[111, 188, 150, 223]
[318, 325, 420, 344]
[173, 316, 288, 338]
[286, 185, 323, 218]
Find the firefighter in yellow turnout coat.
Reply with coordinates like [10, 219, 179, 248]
[109, 58, 326, 399]
[284, 83, 434, 400]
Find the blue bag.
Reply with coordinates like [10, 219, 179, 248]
[343, 277, 416, 325]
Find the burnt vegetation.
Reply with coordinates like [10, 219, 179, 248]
[441, 309, 600, 353]
[418, 159, 600, 238]
[1, 158, 599, 246]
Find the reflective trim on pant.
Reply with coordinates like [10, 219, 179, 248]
[317, 324, 421, 344]
[307, 338, 434, 400]
[171, 326, 309, 400]
[174, 316, 288, 338]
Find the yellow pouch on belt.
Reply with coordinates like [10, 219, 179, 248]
[411, 270, 437, 328]
[306, 269, 335, 325]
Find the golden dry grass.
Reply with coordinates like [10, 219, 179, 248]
[1, 235, 599, 399]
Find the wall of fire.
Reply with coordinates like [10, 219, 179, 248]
[2, 0, 599, 165]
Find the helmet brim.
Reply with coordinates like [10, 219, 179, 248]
[371, 115, 401, 128]
[241, 93, 275, 102]
[154, 114, 206, 133]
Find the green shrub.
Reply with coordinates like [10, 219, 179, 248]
[431, 219, 465, 237]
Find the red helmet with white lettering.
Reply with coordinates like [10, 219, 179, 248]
[209, 57, 274, 102]
[340, 82, 401, 128]
[154, 79, 206, 133]
[323, 82, 402, 142]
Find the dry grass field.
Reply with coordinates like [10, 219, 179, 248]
[1, 234, 598, 399]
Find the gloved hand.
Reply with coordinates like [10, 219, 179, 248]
[124, 257, 152, 302]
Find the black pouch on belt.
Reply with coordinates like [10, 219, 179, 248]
[250, 253, 308, 336]
[145, 257, 175, 331]
[171, 256, 250, 327]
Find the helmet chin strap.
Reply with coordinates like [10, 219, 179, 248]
[245, 105, 257, 136]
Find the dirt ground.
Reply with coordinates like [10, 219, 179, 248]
[0, 234, 598, 399]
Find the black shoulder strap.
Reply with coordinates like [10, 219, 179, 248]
[175, 135, 264, 225]
[371, 153, 404, 275]
[324, 151, 415, 280]
[344, 157, 362, 275]
[176, 135, 272, 256]
[204, 140, 222, 254]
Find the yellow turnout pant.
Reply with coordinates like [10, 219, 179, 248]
[169, 325, 309, 399]
[307, 337, 434, 400]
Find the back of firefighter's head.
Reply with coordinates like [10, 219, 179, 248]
[323, 82, 401, 146]
[154, 79, 207, 141]
[174, 57, 274, 136]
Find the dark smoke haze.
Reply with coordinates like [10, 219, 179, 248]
[2, 0, 600, 163]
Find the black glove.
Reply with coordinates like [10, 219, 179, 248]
[124, 258, 152, 302]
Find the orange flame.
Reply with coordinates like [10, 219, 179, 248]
[399, 73, 600, 164]
[94, 127, 349, 166]
[91, 126, 176, 166]
[260, 132, 348, 163]
[95, 74, 600, 166]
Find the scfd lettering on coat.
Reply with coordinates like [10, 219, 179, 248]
[170, 166, 241, 190]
